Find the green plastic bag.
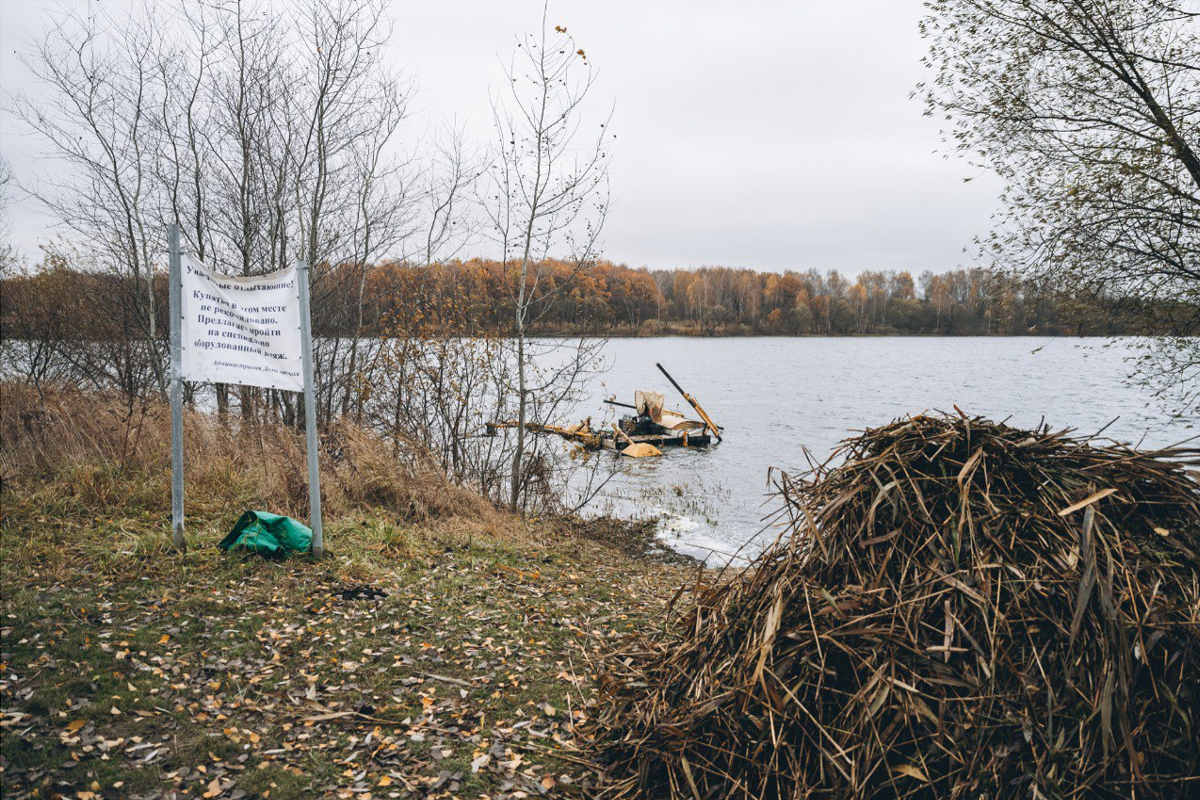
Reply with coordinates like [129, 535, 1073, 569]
[218, 511, 313, 557]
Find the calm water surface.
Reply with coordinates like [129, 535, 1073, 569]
[566, 337, 1196, 562]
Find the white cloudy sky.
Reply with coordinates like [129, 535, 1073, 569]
[0, 0, 1002, 273]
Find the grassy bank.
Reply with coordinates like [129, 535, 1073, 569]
[0, 386, 695, 799]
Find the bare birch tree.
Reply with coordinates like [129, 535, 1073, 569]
[483, 12, 613, 509]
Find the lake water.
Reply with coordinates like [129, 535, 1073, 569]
[567, 337, 1197, 562]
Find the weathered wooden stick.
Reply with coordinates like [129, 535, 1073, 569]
[656, 362, 722, 442]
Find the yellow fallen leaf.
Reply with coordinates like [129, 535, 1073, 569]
[378, 775, 393, 787]
[158, 634, 170, 644]
[892, 764, 929, 782]
[66, 720, 86, 733]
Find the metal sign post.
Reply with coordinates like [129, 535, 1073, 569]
[167, 226, 322, 557]
[168, 223, 186, 552]
[297, 260, 324, 558]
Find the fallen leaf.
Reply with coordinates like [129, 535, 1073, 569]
[892, 764, 929, 782]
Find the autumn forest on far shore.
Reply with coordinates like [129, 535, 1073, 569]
[4, 257, 1196, 342]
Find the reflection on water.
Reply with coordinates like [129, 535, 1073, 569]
[559, 337, 1196, 563]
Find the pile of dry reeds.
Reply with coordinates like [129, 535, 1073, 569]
[588, 413, 1200, 799]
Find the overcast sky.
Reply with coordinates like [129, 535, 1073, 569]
[0, 0, 1002, 274]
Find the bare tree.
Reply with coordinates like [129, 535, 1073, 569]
[285, 0, 416, 423]
[482, 11, 613, 509]
[12, 0, 423, 421]
[421, 126, 485, 268]
[13, 7, 170, 395]
[7, 0, 620, 516]
[920, 0, 1200, 411]
[0, 157, 15, 276]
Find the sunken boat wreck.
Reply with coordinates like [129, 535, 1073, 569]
[486, 363, 722, 457]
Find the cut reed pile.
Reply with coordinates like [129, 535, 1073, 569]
[588, 413, 1200, 799]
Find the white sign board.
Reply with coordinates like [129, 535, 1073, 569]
[180, 254, 305, 391]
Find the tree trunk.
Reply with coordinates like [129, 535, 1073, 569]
[509, 322, 527, 511]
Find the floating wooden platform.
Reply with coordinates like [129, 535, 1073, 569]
[599, 431, 712, 451]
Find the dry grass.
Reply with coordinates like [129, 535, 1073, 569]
[587, 412, 1200, 800]
[1, 382, 492, 521]
[0, 382, 520, 574]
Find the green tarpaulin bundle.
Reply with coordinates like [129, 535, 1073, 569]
[218, 511, 313, 557]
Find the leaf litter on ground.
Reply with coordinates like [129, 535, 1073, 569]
[2, 516, 695, 800]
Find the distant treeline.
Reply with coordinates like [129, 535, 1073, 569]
[367, 260, 1137, 336]
[2, 258, 1192, 341]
